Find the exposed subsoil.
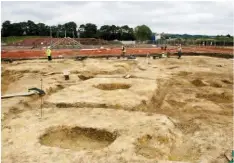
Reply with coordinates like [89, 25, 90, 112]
[1, 46, 233, 59]
[94, 83, 132, 90]
[1, 56, 233, 163]
[39, 126, 117, 151]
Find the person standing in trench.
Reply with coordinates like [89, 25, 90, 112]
[46, 46, 52, 61]
[178, 44, 182, 59]
[121, 45, 126, 58]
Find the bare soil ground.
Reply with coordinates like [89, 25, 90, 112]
[1, 46, 233, 59]
[1, 56, 233, 163]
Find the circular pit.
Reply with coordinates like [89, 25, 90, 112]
[39, 126, 117, 151]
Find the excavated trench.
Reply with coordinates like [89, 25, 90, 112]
[39, 126, 117, 151]
[93, 83, 131, 90]
[2, 57, 233, 163]
[137, 71, 233, 162]
[1, 70, 24, 94]
[134, 133, 201, 162]
[135, 134, 176, 160]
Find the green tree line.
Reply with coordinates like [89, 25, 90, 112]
[1, 20, 153, 41]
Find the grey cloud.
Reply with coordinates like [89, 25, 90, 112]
[11, 10, 57, 22]
[1, 1, 234, 35]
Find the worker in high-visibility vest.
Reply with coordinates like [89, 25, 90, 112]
[177, 44, 182, 59]
[46, 46, 52, 61]
[121, 45, 126, 58]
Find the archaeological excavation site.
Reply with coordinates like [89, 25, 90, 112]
[1, 0, 234, 159]
[1, 40, 233, 163]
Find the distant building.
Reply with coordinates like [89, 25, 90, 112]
[121, 41, 136, 45]
[155, 33, 161, 40]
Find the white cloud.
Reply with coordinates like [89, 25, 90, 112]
[1, 1, 234, 35]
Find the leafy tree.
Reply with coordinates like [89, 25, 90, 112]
[99, 25, 111, 40]
[120, 25, 135, 40]
[134, 25, 152, 41]
[1, 20, 11, 37]
[10, 23, 24, 36]
[64, 21, 77, 38]
[56, 24, 63, 37]
[50, 25, 57, 37]
[98, 25, 135, 41]
[26, 20, 38, 36]
[20, 22, 28, 35]
[79, 23, 97, 38]
[37, 23, 47, 36]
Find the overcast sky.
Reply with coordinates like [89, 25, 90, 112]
[1, 1, 234, 35]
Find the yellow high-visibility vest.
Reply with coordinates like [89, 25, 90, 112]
[46, 49, 51, 56]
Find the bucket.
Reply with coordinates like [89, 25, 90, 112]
[63, 70, 70, 80]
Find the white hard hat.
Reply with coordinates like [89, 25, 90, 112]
[48, 46, 51, 49]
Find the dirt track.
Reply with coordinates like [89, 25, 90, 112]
[1, 56, 233, 163]
[1, 46, 233, 59]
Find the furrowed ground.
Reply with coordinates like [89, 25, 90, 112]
[1, 56, 233, 163]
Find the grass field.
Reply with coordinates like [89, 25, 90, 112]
[1, 36, 47, 44]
